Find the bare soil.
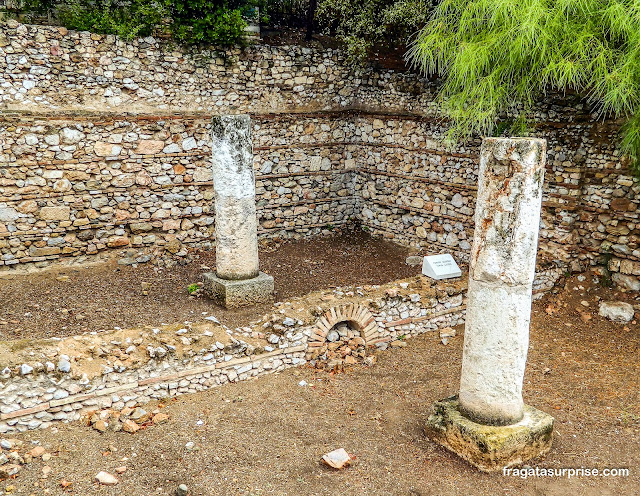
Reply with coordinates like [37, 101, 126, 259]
[0, 230, 415, 340]
[0, 272, 639, 496]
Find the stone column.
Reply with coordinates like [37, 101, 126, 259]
[211, 114, 259, 281]
[203, 115, 274, 308]
[425, 138, 554, 471]
[459, 137, 546, 426]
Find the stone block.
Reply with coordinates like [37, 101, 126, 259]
[40, 206, 70, 221]
[425, 396, 553, 472]
[94, 142, 121, 157]
[203, 271, 274, 308]
[29, 246, 61, 257]
[135, 140, 164, 155]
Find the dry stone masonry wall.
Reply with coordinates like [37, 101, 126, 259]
[0, 111, 355, 267]
[1, 20, 639, 283]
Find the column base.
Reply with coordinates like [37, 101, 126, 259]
[203, 271, 274, 308]
[425, 396, 553, 472]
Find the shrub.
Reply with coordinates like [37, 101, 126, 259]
[16, 0, 261, 47]
[264, 0, 309, 29]
[164, 0, 254, 47]
[316, 0, 433, 63]
[57, 0, 164, 41]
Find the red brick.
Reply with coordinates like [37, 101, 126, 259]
[386, 318, 411, 327]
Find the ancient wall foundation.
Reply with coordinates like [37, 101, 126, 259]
[0, 276, 465, 433]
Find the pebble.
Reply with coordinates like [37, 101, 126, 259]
[130, 407, 147, 420]
[29, 446, 45, 457]
[612, 273, 640, 291]
[19, 364, 33, 375]
[153, 413, 169, 424]
[57, 359, 71, 373]
[0, 464, 21, 478]
[176, 484, 189, 496]
[322, 448, 352, 469]
[122, 419, 139, 433]
[599, 301, 635, 323]
[95, 471, 119, 485]
[94, 420, 108, 433]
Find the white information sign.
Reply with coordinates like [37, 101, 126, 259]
[421, 254, 461, 280]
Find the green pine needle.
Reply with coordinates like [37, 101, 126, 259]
[407, 0, 640, 175]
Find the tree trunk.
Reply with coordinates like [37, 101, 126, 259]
[306, 0, 317, 41]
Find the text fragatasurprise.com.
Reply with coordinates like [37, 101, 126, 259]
[503, 466, 630, 479]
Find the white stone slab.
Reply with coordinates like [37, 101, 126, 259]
[422, 254, 461, 280]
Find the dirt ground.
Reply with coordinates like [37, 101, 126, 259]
[0, 272, 638, 495]
[0, 230, 416, 340]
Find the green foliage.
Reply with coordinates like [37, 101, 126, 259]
[187, 283, 200, 294]
[20, 0, 56, 15]
[56, 0, 164, 41]
[18, 0, 261, 47]
[317, 0, 433, 63]
[165, 0, 255, 47]
[265, 0, 308, 28]
[408, 0, 640, 172]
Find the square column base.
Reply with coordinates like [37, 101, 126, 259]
[425, 396, 553, 472]
[203, 271, 274, 308]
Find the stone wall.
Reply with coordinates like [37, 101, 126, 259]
[0, 110, 355, 267]
[1, 20, 639, 281]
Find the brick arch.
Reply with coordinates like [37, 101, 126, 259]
[309, 303, 379, 347]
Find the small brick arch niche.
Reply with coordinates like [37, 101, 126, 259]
[306, 304, 380, 368]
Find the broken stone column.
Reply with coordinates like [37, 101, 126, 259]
[203, 115, 274, 308]
[425, 137, 554, 471]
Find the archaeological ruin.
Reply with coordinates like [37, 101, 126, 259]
[0, 18, 638, 492]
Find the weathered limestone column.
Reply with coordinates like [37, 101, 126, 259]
[203, 115, 274, 308]
[459, 137, 546, 425]
[425, 138, 554, 471]
[211, 114, 259, 280]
